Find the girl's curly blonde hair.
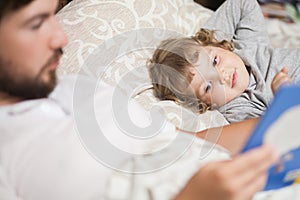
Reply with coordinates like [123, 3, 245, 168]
[147, 28, 234, 113]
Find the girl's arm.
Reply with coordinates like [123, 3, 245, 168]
[203, 0, 270, 49]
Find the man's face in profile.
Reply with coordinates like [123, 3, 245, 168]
[0, 0, 68, 100]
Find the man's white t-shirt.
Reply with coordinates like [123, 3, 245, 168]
[0, 75, 229, 200]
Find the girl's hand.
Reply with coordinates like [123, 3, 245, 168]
[271, 67, 292, 94]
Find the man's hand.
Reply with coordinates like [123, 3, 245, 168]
[175, 145, 279, 200]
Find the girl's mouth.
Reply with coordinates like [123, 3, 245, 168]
[232, 70, 237, 88]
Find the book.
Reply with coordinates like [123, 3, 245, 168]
[242, 84, 300, 191]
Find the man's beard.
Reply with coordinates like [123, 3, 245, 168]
[0, 49, 63, 100]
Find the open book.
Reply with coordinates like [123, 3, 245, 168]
[242, 84, 300, 191]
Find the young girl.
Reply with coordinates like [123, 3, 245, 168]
[148, 0, 299, 123]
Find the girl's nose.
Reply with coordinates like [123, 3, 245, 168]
[218, 68, 232, 86]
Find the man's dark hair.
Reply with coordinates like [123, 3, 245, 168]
[0, 0, 34, 21]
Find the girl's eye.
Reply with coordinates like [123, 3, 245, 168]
[213, 56, 218, 66]
[205, 82, 212, 93]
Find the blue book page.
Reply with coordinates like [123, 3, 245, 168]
[242, 84, 300, 191]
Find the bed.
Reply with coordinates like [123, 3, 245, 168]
[56, 0, 300, 132]
[56, 0, 300, 198]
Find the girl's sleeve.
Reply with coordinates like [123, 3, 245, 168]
[203, 0, 270, 49]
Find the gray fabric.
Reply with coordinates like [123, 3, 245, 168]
[202, 0, 300, 123]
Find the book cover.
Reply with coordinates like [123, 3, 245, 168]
[242, 84, 300, 191]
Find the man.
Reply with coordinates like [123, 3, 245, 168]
[0, 0, 278, 199]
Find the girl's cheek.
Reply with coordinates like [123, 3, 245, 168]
[211, 86, 227, 106]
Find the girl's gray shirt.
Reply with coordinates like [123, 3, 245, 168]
[203, 0, 300, 123]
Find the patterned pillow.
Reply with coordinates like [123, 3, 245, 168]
[56, 0, 229, 131]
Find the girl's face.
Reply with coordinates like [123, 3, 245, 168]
[188, 46, 250, 107]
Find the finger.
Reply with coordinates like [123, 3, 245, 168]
[275, 76, 289, 85]
[238, 145, 279, 166]
[237, 172, 268, 199]
[272, 73, 287, 85]
[276, 76, 292, 88]
[227, 149, 277, 196]
[215, 146, 277, 198]
[231, 145, 278, 180]
[281, 67, 288, 74]
[272, 76, 291, 93]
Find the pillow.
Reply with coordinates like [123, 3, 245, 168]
[56, 0, 229, 131]
[133, 88, 229, 131]
[56, 0, 213, 75]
